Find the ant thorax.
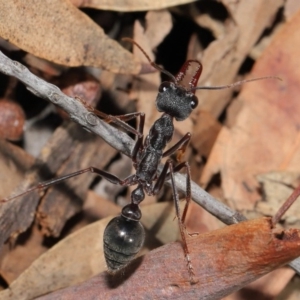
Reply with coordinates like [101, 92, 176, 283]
[148, 114, 174, 150]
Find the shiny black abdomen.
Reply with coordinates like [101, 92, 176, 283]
[104, 215, 145, 272]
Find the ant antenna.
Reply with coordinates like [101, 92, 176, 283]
[122, 37, 176, 82]
[123, 38, 281, 91]
[192, 76, 282, 91]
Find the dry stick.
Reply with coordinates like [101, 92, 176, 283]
[272, 184, 300, 226]
[0, 50, 299, 273]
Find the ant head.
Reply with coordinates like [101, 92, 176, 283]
[122, 40, 202, 121]
[156, 60, 202, 121]
[156, 82, 198, 121]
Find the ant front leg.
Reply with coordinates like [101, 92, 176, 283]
[93, 109, 145, 140]
[1, 167, 137, 203]
[152, 160, 197, 284]
[75, 96, 146, 160]
[93, 109, 146, 164]
[75, 97, 145, 141]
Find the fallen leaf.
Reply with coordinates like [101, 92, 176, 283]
[285, 0, 300, 20]
[277, 275, 300, 299]
[0, 225, 47, 284]
[225, 267, 295, 300]
[0, 202, 181, 300]
[0, 0, 141, 73]
[144, 10, 172, 49]
[0, 139, 34, 199]
[196, 0, 283, 118]
[201, 9, 300, 210]
[71, 0, 197, 12]
[191, 110, 222, 158]
[0, 121, 119, 252]
[0, 217, 109, 300]
[256, 172, 300, 225]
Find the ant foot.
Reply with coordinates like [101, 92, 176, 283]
[186, 254, 198, 284]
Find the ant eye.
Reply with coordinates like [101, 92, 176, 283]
[159, 82, 171, 93]
[190, 95, 198, 109]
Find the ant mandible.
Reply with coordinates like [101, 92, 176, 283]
[1, 38, 279, 284]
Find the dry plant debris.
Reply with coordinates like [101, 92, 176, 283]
[0, 1, 299, 299]
[0, 0, 141, 73]
[33, 217, 300, 299]
[71, 0, 197, 12]
[201, 8, 300, 212]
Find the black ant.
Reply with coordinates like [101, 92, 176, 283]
[1, 38, 279, 284]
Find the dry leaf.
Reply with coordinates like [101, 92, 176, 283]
[0, 0, 141, 74]
[285, 0, 300, 20]
[144, 10, 172, 49]
[277, 276, 300, 299]
[0, 225, 47, 284]
[0, 140, 34, 199]
[191, 110, 222, 158]
[0, 202, 181, 300]
[196, 0, 283, 118]
[225, 267, 295, 300]
[132, 18, 164, 133]
[201, 9, 300, 210]
[71, 0, 197, 12]
[256, 172, 300, 225]
[0, 217, 109, 300]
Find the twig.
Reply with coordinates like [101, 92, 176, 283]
[0, 52, 133, 156]
[0, 50, 299, 273]
[272, 184, 300, 226]
[36, 218, 300, 299]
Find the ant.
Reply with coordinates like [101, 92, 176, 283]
[1, 38, 279, 284]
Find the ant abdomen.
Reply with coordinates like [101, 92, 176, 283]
[103, 215, 145, 272]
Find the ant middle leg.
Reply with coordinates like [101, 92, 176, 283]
[152, 159, 197, 284]
[0, 167, 136, 203]
[91, 109, 146, 164]
[75, 96, 145, 140]
[172, 162, 193, 227]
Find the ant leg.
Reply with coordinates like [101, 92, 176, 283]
[75, 96, 146, 160]
[75, 96, 145, 139]
[152, 160, 197, 284]
[93, 110, 145, 138]
[131, 113, 145, 165]
[172, 162, 193, 226]
[162, 133, 191, 162]
[169, 161, 197, 284]
[1, 167, 136, 203]
[272, 184, 300, 226]
[93, 110, 146, 163]
[152, 160, 171, 195]
[162, 161, 196, 237]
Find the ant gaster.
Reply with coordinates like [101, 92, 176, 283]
[1, 38, 279, 284]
